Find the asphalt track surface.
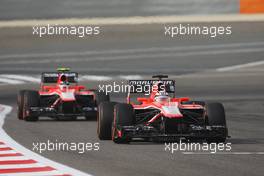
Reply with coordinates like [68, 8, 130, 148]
[0, 21, 264, 176]
[0, 0, 237, 20]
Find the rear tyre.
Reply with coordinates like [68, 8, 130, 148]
[205, 102, 227, 143]
[94, 91, 110, 106]
[17, 90, 27, 120]
[97, 102, 116, 140]
[23, 91, 40, 121]
[112, 103, 135, 144]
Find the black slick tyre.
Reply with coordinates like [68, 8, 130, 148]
[97, 102, 116, 140]
[205, 102, 227, 143]
[112, 103, 135, 144]
[23, 91, 40, 122]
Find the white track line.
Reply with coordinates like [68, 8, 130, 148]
[80, 75, 143, 81]
[0, 75, 40, 83]
[81, 75, 113, 81]
[0, 150, 17, 154]
[0, 156, 30, 161]
[216, 60, 264, 72]
[0, 170, 64, 176]
[0, 144, 8, 148]
[0, 14, 264, 28]
[0, 104, 92, 176]
[0, 163, 45, 169]
[119, 75, 143, 80]
[0, 77, 24, 85]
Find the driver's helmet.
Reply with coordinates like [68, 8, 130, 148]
[59, 74, 69, 90]
[154, 91, 170, 103]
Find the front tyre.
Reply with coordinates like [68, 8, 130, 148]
[17, 90, 27, 120]
[97, 102, 116, 140]
[23, 91, 40, 122]
[205, 102, 228, 143]
[112, 103, 135, 144]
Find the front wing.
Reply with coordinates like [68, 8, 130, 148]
[117, 124, 228, 141]
[28, 106, 97, 118]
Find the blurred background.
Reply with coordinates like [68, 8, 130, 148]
[0, 0, 239, 20]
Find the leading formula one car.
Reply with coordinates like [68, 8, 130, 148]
[17, 68, 109, 121]
[97, 75, 228, 143]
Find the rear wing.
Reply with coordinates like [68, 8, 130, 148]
[128, 80, 175, 93]
[41, 72, 78, 83]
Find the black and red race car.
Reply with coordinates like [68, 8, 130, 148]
[17, 68, 109, 121]
[97, 75, 228, 143]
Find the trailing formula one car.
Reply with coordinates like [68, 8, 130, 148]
[97, 75, 228, 143]
[17, 68, 109, 121]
